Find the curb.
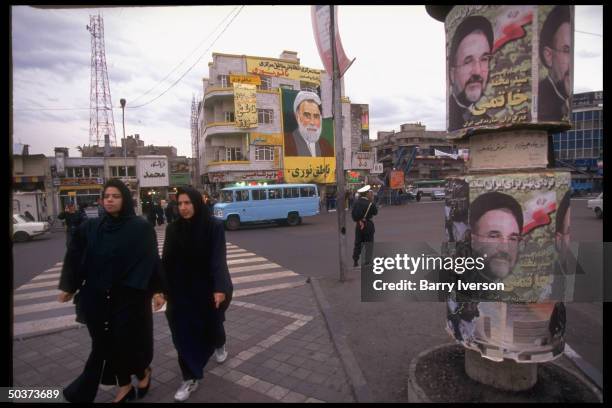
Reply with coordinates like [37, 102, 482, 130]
[309, 277, 374, 403]
[406, 342, 603, 403]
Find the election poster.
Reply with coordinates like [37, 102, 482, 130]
[445, 6, 573, 137]
[233, 83, 258, 129]
[445, 170, 571, 363]
[281, 88, 336, 184]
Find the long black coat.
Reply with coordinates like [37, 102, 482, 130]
[161, 211, 233, 379]
[59, 214, 162, 402]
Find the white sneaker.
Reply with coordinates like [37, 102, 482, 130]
[214, 345, 228, 363]
[174, 379, 199, 402]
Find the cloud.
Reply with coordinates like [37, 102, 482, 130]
[576, 50, 600, 59]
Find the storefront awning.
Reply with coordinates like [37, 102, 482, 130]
[13, 176, 43, 183]
[59, 185, 103, 191]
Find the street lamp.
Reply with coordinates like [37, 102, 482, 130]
[120, 98, 127, 179]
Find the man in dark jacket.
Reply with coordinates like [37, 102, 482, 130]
[58, 202, 86, 248]
[351, 185, 378, 267]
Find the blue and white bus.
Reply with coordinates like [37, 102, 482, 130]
[213, 184, 320, 230]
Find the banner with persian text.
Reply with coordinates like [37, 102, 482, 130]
[233, 83, 258, 128]
[246, 57, 321, 85]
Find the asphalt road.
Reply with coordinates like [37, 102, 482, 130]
[11, 198, 603, 401]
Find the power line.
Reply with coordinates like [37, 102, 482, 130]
[130, 6, 240, 105]
[129, 5, 244, 109]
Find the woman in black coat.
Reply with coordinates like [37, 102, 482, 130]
[160, 186, 233, 402]
[58, 178, 164, 403]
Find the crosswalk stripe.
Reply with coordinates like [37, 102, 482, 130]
[17, 281, 59, 291]
[234, 281, 305, 298]
[14, 300, 74, 316]
[32, 273, 61, 281]
[232, 271, 298, 284]
[54, 262, 63, 266]
[44, 267, 62, 273]
[227, 257, 267, 265]
[226, 248, 247, 254]
[229, 263, 282, 274]
[14, 289, 61, 301]
[13, 315, 81, 338]
[227, 252, 256, 259]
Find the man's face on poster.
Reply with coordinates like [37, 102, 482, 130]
[472, 208, 521, 281]
[295, 100, 322, 143]
[450, 30, 491, 104]
[555, 207, 571, 266]
[543, 22, 571, 96]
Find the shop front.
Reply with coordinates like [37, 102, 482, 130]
[57, 177, 105, 210]
[138, 156, 170, 217]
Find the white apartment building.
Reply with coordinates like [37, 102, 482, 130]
[196, 50, 357, 192]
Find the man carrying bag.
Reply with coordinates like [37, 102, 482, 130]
[351, 185, 378, 267]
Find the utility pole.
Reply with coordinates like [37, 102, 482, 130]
[120, 98, 127, 178]
[330, 6, 348, 282]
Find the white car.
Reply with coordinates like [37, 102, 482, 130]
[431, 189, 446, 201]
[12, 214, 50, 242]
[587, 193, 603, 219]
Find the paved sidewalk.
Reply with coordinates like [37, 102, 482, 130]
[13, 284, 355, 403]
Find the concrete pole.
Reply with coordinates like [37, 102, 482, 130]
[330, 6, 348, 282]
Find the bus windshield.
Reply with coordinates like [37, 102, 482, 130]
[220, 191, 234, 203]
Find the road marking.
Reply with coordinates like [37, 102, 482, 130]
[227, 248, 247, 254]
[232, 271, 298, 284]
[13, 315, 81, 338]
[16, 281, 59, 291]
[54, 262, 63, 266]
[32, 273, 60, 281]
[43, 267, 62, 273]
[14, 289, 61, 301]
[14, 300, 74, 316]
[234, 281, 305, 298]
[227, 257, 267, 265]
[229, 263, 282, 274]
[227, 252, 256, 259]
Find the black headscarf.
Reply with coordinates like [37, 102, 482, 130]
[100, 178, 136, 231]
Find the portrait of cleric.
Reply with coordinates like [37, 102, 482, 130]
[448, 15, 494, 131]
[467, 191, 524, 285]
[538, 5, 571, 122]
[284, 91, 334, 157]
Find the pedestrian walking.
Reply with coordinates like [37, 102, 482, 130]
[155, 202, 165, 226]
[160, 186, 233, 402]
[351, 185, 378, 267]
[57, 178, 164, 403]
[145, 202, 157, 226]
[202, 192, 215, 213]
[57, 202, 86, 249]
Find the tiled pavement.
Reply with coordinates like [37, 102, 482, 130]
[13, 230, 356, 402]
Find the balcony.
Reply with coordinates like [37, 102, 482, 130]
[205, 161, 251, 173]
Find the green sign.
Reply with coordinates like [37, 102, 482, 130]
[170, 173, 190, 186]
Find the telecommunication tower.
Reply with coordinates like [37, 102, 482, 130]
[87, 13, 117, 146]
[190, 96, 200, 186]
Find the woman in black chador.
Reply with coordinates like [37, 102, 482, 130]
[58, 178, 164, 403]
[161, 186, 233, 402]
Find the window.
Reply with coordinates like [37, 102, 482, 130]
[584, 111, 592, 120]
[300, 186, 315, 197]
[219, 74, 230, 88]
[74, 167, 83, 178]
[267, 188, 282, 200]
[90, 167, 100, 177]
[226, 147, 242, 161]
[300, 82, 318, 93]
[235, 190, 250, 201]
[224, 111, 235, 122]
[576, 139, 583, 149]
[258, 75, 271, 91]
[252, 189, 267, 200]
[284, 187, 300, 198]
[128, 166, 136, 177]
[220, 191, 234, 203]
[257, 109, 274, 124]
[584, 139, 592, 149]
[279, 84, 294, 90]
[255, 146, 274, 161]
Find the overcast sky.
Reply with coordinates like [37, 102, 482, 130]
[11, 5, 602, 158]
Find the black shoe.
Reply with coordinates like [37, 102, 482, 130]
[137, 367, 152, 399]
[113, 386, 135, 403]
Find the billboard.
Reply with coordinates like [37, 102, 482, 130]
[445, 5, 573, 137]
[246, 57, 321, 85]
[444, 171, 572, 362]
[233, 83, 258, 129]
[389, 170, 404, 189]
[138, 156, 169, 188]
[281, 88, 336, 183]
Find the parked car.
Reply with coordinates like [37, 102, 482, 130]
[587, 193, 603, 219]
[12, 214, 50, 242]
[84, 205, 100, 218]
[431, 189, 446, 201]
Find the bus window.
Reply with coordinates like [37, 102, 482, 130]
[220, 191, 234, 203]
[284, 187, 300, 198]
[235, 190, 250, 202]
[252, 190, 267, 200]
[268, 188, 282, 200]
[300, 186, 316, 197]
